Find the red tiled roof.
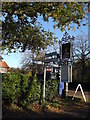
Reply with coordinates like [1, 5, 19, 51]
[0, 61, 9, 68]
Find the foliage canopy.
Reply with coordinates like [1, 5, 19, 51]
[2, 2, 88, 52]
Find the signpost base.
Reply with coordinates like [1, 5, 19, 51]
[62, 82, 68, 98]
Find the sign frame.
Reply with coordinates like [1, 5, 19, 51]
[62, 42, 71, 60]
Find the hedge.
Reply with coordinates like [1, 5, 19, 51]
[46, 79, 59, 101]
[2, 73, 59, 105]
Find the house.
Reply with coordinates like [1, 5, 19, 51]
[0, 56, 9, 73]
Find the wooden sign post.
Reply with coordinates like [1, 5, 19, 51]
[43, 67, 46, 102]
[0, 73, 2, 120]
[59, 32, 74, 98]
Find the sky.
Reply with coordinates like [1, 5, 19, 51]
[2, 9, 88, 68]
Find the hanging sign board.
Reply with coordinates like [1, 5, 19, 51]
[45, 58, 58, 63]
[62, 42, 71, 59]
[45, 52, 59, 63]
[61, 64, 72, 82]
[45, 52, 58, 57]
[61, 64, 68, 82]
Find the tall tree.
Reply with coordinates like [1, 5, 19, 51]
[2, 2, 88, 53]
[73, 34, 90, 83]
[21, 50, 45, 74]
[73, 34, 89, 60]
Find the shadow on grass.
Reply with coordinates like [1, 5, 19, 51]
[2, 100, 90, 120]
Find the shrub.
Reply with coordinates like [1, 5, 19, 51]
[2, 74, 41, 105]
[2, 73, 21, 104]
[25, 77, 41, 104]
[2, 73, 59, 105]
[45, 79, 59, 101]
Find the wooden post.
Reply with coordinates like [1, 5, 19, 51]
[59, 66, 61, 94]
[43, 67, 46, 102]
[62, 82, 68, 98]
[0, 73, 2, 120]
[66, 82, 68, 97]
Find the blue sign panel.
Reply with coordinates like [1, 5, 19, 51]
[59, 82, 64, 96]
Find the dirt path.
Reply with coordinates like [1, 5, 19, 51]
[2, 100, 90, 120]
[68, 90, 89, 103]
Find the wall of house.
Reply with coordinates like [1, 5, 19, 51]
[0, 67, 8, 73]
